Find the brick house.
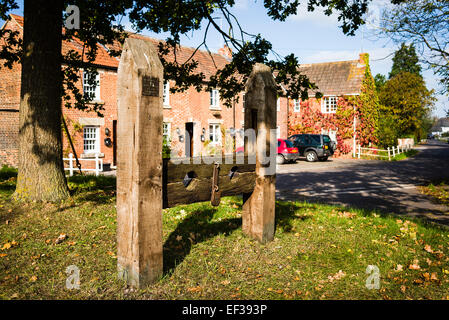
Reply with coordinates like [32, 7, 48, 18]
[0, 14, 371, 168]
[0, 14, 249, 169]
[285, 54, 371, 157]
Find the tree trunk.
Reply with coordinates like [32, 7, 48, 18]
[13, 0, 69, 202]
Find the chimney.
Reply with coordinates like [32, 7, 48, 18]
[218, 44, 232, 60]
[359, 53, 369, 65]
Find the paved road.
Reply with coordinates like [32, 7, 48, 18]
[276, 140, 449, 225]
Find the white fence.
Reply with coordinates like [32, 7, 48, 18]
[356, 144, 412, 161]
[63, 153, 103, 176]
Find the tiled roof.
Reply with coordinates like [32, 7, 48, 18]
[9, 14, 229, 77]
[8, 14, 367, 92]
[298, 57, 367, 96]
[10, 14, 120, 68]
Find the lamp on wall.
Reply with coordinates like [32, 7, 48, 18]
[105, 127, 110, 136]
[176, 127, 181, 135]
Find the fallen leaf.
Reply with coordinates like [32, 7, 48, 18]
[176, 235, 183, 241]
[187, 286, 202, 293]
[0, 253, 7, 258]
[55, 234, 68, 244]
[221, 280, 230, 285]
[395, 264, 404, 272]
[424, 245, 433, 253]
[30, 275, 37, 282]
[430, 273, 438, 281]
[400, 285, 406, 293]
[1, 242, 11, 250]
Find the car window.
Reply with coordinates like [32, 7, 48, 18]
[284, 140, 294, 148]
[323, 135, 331, 143]
[277, 141, 281, 147]
[310, 135, 321, 144]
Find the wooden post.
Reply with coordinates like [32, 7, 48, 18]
[358, 145, 361, 159]
[68, 153, 74, 177]
[392, 146, 396, 157]
[242, 63, 277, 243]
[116, 38, 164, 287]
[388, 147, 391, 161]
[95, 154, 99, 176]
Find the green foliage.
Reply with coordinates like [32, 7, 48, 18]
[377, 113, 399, 148]
[0, 0, 374, 111]
[389, 43, 422, 79]
[379, 0, 449, 93]
[351, 53, 379, 146]
[0, 165, 17, 180]
[379, 72, 435, 139]
[374, 73, 386, 93]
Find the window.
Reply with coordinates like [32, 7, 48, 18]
[277, 98, 280, 112]
[294, 99, 301, 112]
[163, 122, 171, 143]
[163, 81, 170, 106]
[83, 71, 100, 101]
[83, 126, 100, 154]
[209, 124, 221, 144]
[322, 96, 337, 113]
[210, 89, 220, 109]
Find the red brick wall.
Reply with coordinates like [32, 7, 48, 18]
[0, 19, 22, 167]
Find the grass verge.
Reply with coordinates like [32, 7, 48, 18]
[1, 169, 449, 300]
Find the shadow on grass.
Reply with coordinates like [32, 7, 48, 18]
[68, 175, 116, 204]
[162, 200, 306, 275]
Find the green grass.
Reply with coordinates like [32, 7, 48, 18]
[391, 149, 419, 161]
[1, 171, 449, 300]
[420, 181, 449, 206]
[359, 149, 418, 161]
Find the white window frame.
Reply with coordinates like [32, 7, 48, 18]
[163, 122, 171, 143]
[83, 126, 100, 154]
[209, 123, 221, 144]
[210, 89, 220, 110]
[83, 71, 100, 101]
[163, 81, 170, 107]
[293, 99, 301, 112]
[321, 96, 337, 114]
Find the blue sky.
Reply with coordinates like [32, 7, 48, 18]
[6, 0, 448, 117]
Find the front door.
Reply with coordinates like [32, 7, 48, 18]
[185, 122, 194, 157]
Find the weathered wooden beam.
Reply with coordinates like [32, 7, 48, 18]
[242, 63, 277, 244]
[163, 171, 256, 208]
[116, 38, 163, 288]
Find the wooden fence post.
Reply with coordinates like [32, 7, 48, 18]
[116, 38, 164, 287]
[242, 63, 276, 244]
[358, 145, 361, 159]
[388, 147, 391, 161]
[68, 153, 74, 177]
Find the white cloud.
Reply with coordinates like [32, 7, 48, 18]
[289, 3, 339, 25]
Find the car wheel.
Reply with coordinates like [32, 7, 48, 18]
[319, 157, 328, 162]
[305, 151, 318, 162]
[276, 154, 285, 164]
